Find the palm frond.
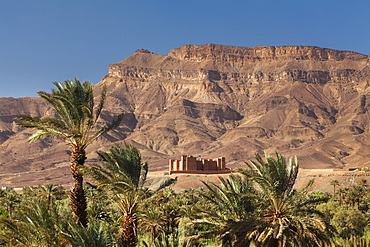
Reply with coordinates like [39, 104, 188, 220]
[15, 78, 123, 229]
[94, 83, 107, 124]
[60, 220, 116, 247]
[28, 129, 64, 142]
[17, 79, 123, 149]
[15, 116, 68, 142]
[0, 198, 63, 246]
[235, 152, 331, 246]
[85, 144, 147, 193]
[157, 176, 177, 191]
[238, 152, 299, 200]
[88, 113, 124, 144]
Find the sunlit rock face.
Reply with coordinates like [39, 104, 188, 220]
[1, 44, 370, 187]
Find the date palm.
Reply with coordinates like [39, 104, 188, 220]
[84, 144, 148, 247]
[2, 191, 21, 219]
[143, 231, 197, 247]
[15, 79, 123, 227]
[238, 152, 331, 247]
[61, 220, 117, 247]
[140, 205, 166, 242]
[193, 174, 257, 246]
[330, 179, 339, 196]
[38, 184, 59, 208]
[0, 197, 64, 247]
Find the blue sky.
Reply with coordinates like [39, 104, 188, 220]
[1, 0, 369, 97]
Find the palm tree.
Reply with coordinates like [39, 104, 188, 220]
[140, 187, 193, 244]
[238, 152, 331, 247]
[38, 184, 59, 208]
[142, 231, 198, 247]
[192, 174, 256, 246]
[360, 179, 368, 188]
[336, 235, 370, 247]
[1, 190, 21, 219]
[348, 185, 364, 208]
[15, 79, 123, 227]
[140, 205, 167, 242]
[84, 144, 149, 247]
[0, 197, 64, 247]
[60, 220, 117, 247]
[330, 179, 340, 196]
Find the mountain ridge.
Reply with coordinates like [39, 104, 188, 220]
[1, 44, 369, 188]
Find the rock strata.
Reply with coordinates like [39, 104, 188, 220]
[1, 44, 370, 187]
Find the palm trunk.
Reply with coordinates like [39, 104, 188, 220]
[333, 185, 336, 195]
[151, 225, 156, 242]
[70, 147, 88, 227]
[7, 203, 13, 219]
[120, 212, 138, 247]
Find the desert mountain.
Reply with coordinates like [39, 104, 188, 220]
[1, 44, 370, 187]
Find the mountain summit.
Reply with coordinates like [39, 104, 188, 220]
[1, 44, 370, 187]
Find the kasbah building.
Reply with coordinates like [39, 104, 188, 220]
[168, 155, 230, 174]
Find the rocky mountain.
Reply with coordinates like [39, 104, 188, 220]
[1, 44, 370, 188]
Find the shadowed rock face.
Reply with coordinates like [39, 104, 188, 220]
[1, 44, 370, 188]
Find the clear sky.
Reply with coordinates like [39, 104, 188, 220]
[1, 0, 369, 97]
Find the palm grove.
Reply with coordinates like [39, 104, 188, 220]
[1, 79, 370, 246]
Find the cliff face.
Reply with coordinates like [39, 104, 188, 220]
[1, 44, 370, 187]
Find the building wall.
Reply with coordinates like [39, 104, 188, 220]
[187, 156, 198, 170]
[169, 155, 226, 172]
[203, 159, 218, 171]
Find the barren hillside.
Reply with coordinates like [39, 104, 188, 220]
[1, 44, 370, 188]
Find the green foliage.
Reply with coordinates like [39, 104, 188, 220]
[201, 174, 255, 221]
[0, 197, 64, 247]
[139, 187, 205, 245]
[14, 79, 124, 226]
[15, 79, 124, 147]
[0, 186, 121, 247]
[308, 191, 332, 201]
[239, 152, 299, 203]
[330, 179, 340, 196]
[84, 144, 155, 247]
[139, 204, 167, 241]
[141, 231, 199, 247]
[61, 220, 117, 247]
[336, 185, 370, 212]
[85, 144, 148, 194]
[317, 187, 370, 240]
[235, 152, 331, 247]
[187, 174, 256, 246]
[335, 235, 370, 247]
[331, 205, 367, 238]
[85, 185, 117, 224]
[0, 208, 8, 218]
[358, 167, 370, 172]
[0, 189, 21, 219]
[4, 146, 370, 246]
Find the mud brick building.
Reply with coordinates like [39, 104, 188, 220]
[169, 155, 228, 174]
